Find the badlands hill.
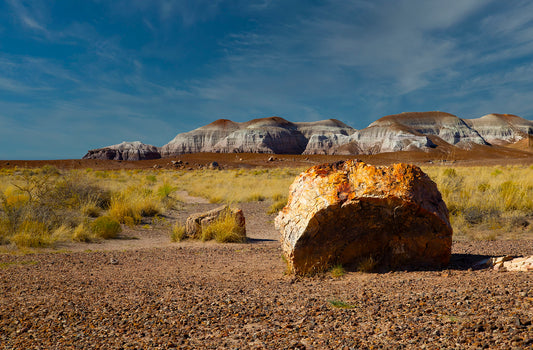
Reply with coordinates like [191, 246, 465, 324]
[83, 112, 533, 159]
[83, 141, 160, 161]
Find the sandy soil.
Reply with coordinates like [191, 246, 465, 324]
[1, 153, 533, 348]
[1, 199, 532, 349]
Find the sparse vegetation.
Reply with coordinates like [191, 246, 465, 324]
[357, 256, 378, 272]
[422, 165, 533, 240]
[170, 222, 186, 242]
[199, 209, 246, 243]
[90, 216, 122, 239]
[328, 299, 356, 309]
[0, 164, 531, 249]
[330, 264, 346, 278]
[267, 195, 287, 214]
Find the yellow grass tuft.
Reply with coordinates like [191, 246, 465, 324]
[170, 222, 186, 242]
[90, 216, 122, 239]
[200, 210, 246, 243]
[10, 221, 54, 248]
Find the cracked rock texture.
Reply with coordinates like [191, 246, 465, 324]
[275, 160, 452, 275]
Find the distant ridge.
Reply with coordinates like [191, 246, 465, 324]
[83, 112, 533, 159]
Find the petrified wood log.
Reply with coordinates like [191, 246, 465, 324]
[275, 160, 452, 274]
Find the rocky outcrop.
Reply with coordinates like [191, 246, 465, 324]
[463, 114, 533, 145]
[83, 141, 160, 161]
[370, 112, 488, 148]
[162, 117, 308, 155]
[212, 117, 308, 154]
[275, 160, 452, 275]
[337, 123, 437, 154]
[161, 119, 240, 156]
[88, 112, 533, 159]
[303, 133, 352, 155]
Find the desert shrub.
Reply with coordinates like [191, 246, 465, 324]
[82, 202, 101, 218]
[157, 183, 177, 199]
[72, 223, 96, 242]
[108, 188, 161, 225]
[509, 216, 530, 229]
[330, 264, 346, 278]
[170, 222, 186, 242]
[499, 181, 522, 210]
[443, 168, 458, 178]
[40, 165, 61, 176]
[10, 221, 54, 248]
[90, 216, 122, 239]
[108, 193, 142, 225]
[462, 207, 500, 225]
[200, 210, 246, 243]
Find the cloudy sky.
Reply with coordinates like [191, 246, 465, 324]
[1, 0, 533, 159]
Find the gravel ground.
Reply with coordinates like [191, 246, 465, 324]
[1, 201, 532, 349]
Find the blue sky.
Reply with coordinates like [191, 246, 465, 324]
[1, 0, 533, 159]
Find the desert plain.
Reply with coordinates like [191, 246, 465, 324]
[1, 150, 533, 349]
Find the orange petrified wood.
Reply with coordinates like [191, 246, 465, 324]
[275, 160, 453, 275]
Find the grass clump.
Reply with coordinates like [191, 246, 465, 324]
[72, 223, 96, 242]
[108, 188, 161, 226]
[328, 299, 356, 309]
[10, 221, 55, 248]
[200, 210, 246, 243]
[170, 222, 186, 242]
[357, 256, 378, 272]
[330, 264, 346, 278]
[90, 216, 122, 239]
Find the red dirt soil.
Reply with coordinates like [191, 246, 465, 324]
[1, 146, 533, 171]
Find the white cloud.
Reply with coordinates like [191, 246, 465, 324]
[6, 0, 51, 38]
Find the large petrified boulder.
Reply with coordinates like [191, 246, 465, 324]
[275, 160, 452, 274]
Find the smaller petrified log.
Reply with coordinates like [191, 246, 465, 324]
[275, 160, 453, 274]
[478, 256, 533, 272]
[185, 205, 246, 238]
